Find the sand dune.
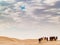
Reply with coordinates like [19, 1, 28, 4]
[0, 36, 60, 45]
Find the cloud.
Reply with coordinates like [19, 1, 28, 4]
[0, 0, 15, 13]
[15, 0, 32, 2]
[0, 1, 10, 6]
[52, 1, 60, 8]
[0, 15, 15, 23]
[0, 0, 60, 25]
[43, 0, 58, 5]
[31, 0, 60, 24]
[0, 0, 15, 3]
[48, 16, 60, 24]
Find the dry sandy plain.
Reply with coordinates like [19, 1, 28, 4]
[0, 36, 60, 45]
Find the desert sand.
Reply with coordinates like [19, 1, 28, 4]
[0, 36, 60, 45]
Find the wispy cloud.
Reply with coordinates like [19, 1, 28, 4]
[0, 0, 60, 24]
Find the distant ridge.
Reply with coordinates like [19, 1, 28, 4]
[0, 36, 14, 41]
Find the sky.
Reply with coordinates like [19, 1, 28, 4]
[0, 0, 60, 39]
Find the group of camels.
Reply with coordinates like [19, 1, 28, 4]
[38, 36, 58, 43]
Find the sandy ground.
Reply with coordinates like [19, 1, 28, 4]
[0, 36, 60, 45]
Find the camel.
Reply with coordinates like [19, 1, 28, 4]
[49, 36, 58, 41]
[38, 37, 48, 43]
